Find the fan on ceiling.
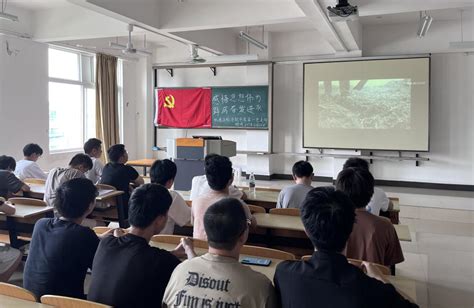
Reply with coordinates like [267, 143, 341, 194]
[164, 43, 258, 65]
[108, 24, 152, 56]
[189, 44, 206, 63]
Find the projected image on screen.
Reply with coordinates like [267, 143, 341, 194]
[318, 79, 411, 129]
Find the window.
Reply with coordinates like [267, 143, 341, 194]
[48, 47, 96, 152]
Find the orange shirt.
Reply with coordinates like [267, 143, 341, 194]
[345, 210, 404, 266]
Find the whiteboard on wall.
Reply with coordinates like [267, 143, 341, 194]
[154, 64, 271, 152]
[303, 57, 430, 151]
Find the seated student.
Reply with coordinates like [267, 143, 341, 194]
[274, 187, 417, 308]
[24, 178, 114, 299]
[83, 138, 104, 184]
[276, 160, 314, 209]
[336, 167, 404, 267]
[163, 198, 277, 308]
[100, 144, 144, 205]
[0, 197, 22, 283]
[0, 155, 30, 200]
[192, 154, 255, 240]
[14, 143, 47, 180]
[150, 159, 191, 234]
[343, 157, 391, 216]
[44, 154, 93, 207]
[190, 154, 245, 201]
[88, 183, 196, 308]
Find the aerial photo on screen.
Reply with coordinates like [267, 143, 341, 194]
[317, 79, 411, 129]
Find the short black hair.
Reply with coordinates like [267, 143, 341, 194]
[335, 167, 374, 208]
[301, 186, 356, 252]
[55, 178, 98, 219]
[84, 138, 102, 155]
[204, 198, 248, 250]
[23, 143, 43, 157]
[69, 154, 93, 170]
[107, 144, 126, 163]
[128, 183, 172, 228]
[150, 159, 177, 186]
[292, 161, 313, 178]
[0, 156, 16, 170]
[343, 157, 369, 171]
[205, 154, 232, 191]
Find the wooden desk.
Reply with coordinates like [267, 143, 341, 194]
[149, 242, 416, 302]
[253, 213, 412, 242]
[126, 159, 155, 176]
[0, 203, 54, 249]
[0, 294, 53, 307]
[149, 242, 285, 281]
[25, 184, 128, 228]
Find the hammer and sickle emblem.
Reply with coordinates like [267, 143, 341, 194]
[164, 95, 175, 109]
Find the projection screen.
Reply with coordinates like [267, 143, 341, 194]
[303, 57, 430, 151]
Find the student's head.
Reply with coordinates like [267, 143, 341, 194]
[107, 144, 128, 164]
[68, 154, 93, 174]
[205, 154, 233, 191]
[335, 167, 374, 209]
[55, 178, 98, 219]
[0, 156, 16, 171]
[128, 183, 172, 233]
[204, 198, 249, 251]
[150, 159, 177, 189]
[343, 157, 369, 171]
[292, 161, 314, 180]
[23, 143, 43, 161]
[84, 138, 103, 158]
[301, 186, 356, 253]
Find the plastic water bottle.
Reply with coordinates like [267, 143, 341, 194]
[248, 172, 256, 194]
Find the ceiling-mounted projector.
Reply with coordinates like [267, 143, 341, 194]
[327, 0, 358, 22]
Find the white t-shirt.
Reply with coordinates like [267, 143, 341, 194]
[190, 175, 243, 201]
[160, 190, 191, 235]
[366, 187, 390, 216]
[14, 160, 47, 181]
[85, 157, 104, 184]
[163, 253, 277, 308]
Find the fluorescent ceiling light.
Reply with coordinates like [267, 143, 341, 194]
[239, 31, 267, 49]
[417, 12, 433, 38]
[449, 41, 474, 49]
[0, 11, 18, 22]
[449, 10, 474, 50]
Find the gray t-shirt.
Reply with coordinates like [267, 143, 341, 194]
[276, 183, 313, 209]
[44, 167, 85, 207]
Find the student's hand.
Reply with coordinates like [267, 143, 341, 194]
[171, 237, 196, 260]
[240, 191, 248, 200]
[113, 228, 126, 237]
[98, 228, 124, 239]
[22, 184, 31, 192]
[180, 237, 197, 259]
[361, 261, 389, 284]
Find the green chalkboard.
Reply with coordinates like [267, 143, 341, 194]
[211, 86, 269, 129]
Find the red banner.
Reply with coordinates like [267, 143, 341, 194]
[155, 88, 211, 128]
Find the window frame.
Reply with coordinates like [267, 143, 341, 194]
[48, 46, 96, 153]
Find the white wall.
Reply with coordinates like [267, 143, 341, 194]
[0, 36, 74, 171]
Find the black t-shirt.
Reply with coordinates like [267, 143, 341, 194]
[274, 251, 418, 308]
[100, 163, 139, 201]
[87, 233, 181, 308]
[23, 218, 99, 299]
[0, 170, 24, 198]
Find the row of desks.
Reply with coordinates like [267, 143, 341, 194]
[151, 240, 417, 303]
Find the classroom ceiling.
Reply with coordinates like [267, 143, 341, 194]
[6, 0, 474, 60]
